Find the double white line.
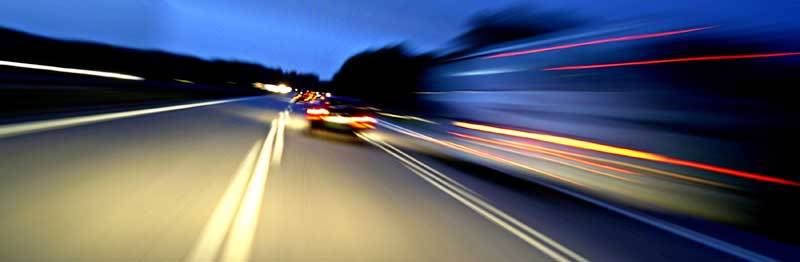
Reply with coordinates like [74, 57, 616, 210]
[379, 122, 775, 262]
[356, 132, 587, 262]
[187, 111, 289, 262]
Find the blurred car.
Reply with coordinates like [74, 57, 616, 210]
[305, 97, 377, 132]
[291, 91, 323, 104]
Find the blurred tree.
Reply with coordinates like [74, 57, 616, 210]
[446, 5, 584, 57]
[330, 45, 433, 107]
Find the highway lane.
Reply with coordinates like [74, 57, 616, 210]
[0, 96, 547, 261]
[0, 97, 282, 260]
[0, 96, 790, 261]
[249, 117, 548, 261]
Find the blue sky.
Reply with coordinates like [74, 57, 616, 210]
[1, 0, 794, 79]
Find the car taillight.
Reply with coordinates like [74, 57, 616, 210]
[306, 108, 329, 115]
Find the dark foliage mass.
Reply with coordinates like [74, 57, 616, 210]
[0, 27, 320, 90]
[325, 6, 583, 107]
[330, 46, 433, 108]
[452, 6, 583, 52]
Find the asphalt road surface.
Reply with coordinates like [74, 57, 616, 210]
[0, 96, 793, 261]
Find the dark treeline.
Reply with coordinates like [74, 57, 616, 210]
[444, 6, 584, 60]
[0, 27, 320, 90]
[330, 46, 433, 108]
[327, 6, 578, 109]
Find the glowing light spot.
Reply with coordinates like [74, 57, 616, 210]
[305, 108, 330, 115]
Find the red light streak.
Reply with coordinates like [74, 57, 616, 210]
[544, 52, 800, 71]
[444, 140, 584, 186]
[397, 128, 583, 186]
[450, 132, 638, 175]
[452, 132, 745, 189]
[484, 26, 714, 59]
[454, 121, 800, 187]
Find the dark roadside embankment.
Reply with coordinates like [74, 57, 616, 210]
[0, 69, 266, 124]
[0, 26, 321, 123]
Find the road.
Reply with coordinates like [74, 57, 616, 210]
[0, 96, 794, 261]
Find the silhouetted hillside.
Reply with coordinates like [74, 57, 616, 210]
[0, 27, 319, 89]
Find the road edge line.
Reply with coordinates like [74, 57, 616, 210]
[373, 135, 587, 262]
[0, 96, 263, 139]
[381, 121, 776, 262]
[357, 132, 584, 262]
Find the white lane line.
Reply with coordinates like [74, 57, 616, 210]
[272, 111, 287, 165]
[358, 132, 576, 262]
[0, 96, 264, 139]
[0, 60, 144, 80]
[381, 121, 776, 262]
[187, 141, 262, 262]
[222, 119, 279, 262]
[357, 132, 586, 262]
[372, 135, 586, 262]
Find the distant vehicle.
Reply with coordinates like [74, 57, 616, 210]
[305, 97, 377, 132]
[291, 91, 323, 103]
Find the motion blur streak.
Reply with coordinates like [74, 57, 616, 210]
[263, 84, 293, 94]
[450, 132, 637, 175]
[454, 121, 663, 160]
[381, 122, 581, 186]
[377, 112, 438, 124]
[0, 97, 259, 139]
[382, 124, 772, 261]
[544, 52, 800, 71]
[454, 121, 800, 187]
[357, 132, 587, 262]
[474, 140, 637, 183]
[450, 132, 733, 189]
[187, 141, 261, 262]
[485, 26, 714, 59]
[0, 60, 143, 80]
[542, 182, 777, 262]
[222, 119, 278, 262]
